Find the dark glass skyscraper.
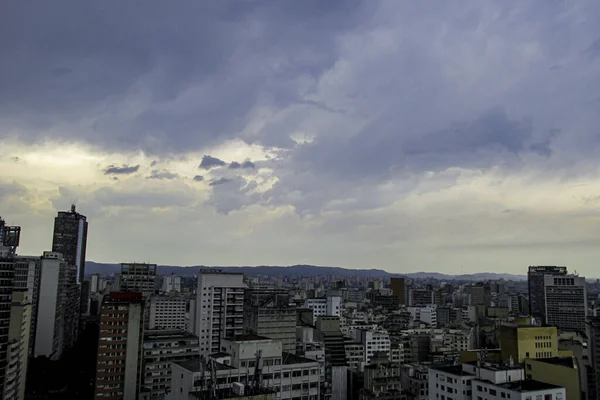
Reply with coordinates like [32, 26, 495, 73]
[527, 265, 567, 323]
[51, 205, 88, 283]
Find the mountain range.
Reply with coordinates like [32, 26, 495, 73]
[85, 261, 526, 281]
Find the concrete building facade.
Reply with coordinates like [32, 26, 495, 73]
[148, 296, 189, 331]
[194, 270, 245, 357]
[34, 251, 79, 360]
[3, 289, 31, 400]
[94, 292, 144, 400]
[544, 274, 587, 333]
[51, 204, 88, 283]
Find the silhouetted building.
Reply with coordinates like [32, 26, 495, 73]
[390, 278, 406, 306]
[51, 205, 88, 283]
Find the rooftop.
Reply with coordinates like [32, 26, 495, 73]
[228, 334, 270, 342]
[143, 330, 198, 342]
[495, 380, 562, 393]
[282, 352, 319, 365]
[176, 359, 234, 373]
[431, 365, 474, 377]
[530, 357, 575, 369]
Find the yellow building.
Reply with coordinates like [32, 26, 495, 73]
[499, 325, 558, 363]
[4, 289, 31, 400]
[525, 358, 580, 400]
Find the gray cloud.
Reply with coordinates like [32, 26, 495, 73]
[209, 177, 233, 186]
[0, 0, 370, 154]
[103, 164, 140, 175]
[206, 176, 260, 214]
[146, 169, 180, 180]
[199, 156, 226, 170]
[193, 175, 204, 182]
[229, 160, 255, 169]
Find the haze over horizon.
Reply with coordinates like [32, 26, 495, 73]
[2, 1, 600, 276]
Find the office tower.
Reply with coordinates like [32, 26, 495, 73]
[94, 292, 144, 400]
[0, 221, 19, 396]
[303, 296, 342, 320]
[140, 330, 200, 400]
[528, 265, 567, 323]
[544, 274, 587, 333]
[408, 287, 438, 306]
[160, 275, 181, 293]
[315, 317, 348, 400]
[34, 251, 79, 359]
[244, 288, 297, 353]
[51, 205, 88, 283]
[390, 277, 406, 306]
[119, 263, 157, 296]
[193, 270, 245, 357]
[4, 289, 31, 400]
[148, 295, 189, 331]
[80, 280, 91, 315]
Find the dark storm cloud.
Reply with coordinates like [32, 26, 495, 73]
[209, 178, 233, 186]
[146, 169, 180, 180]
[0, 0, 371, 153]
[199, 156, 226, 170]
[103, 164, 140, 175]
[229, 160, 255, 169]
[193, 175, 204, 182]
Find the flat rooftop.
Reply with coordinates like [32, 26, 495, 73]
[282, 352, 319, 365]
[431, 365, 474, 376]
[228, 334, 270, 342]
[176, 359, 234, 373]
[495, 380, 562, 393]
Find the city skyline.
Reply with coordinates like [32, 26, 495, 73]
[3, 2, 600, 275]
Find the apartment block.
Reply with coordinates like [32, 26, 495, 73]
[94, 292, 144, 400]
[194, 270, 245, 357]
[140, 330, 200, 400]
[148, 295, 189, 331]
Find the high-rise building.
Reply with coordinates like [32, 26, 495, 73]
[34, 251, 79, 360]
[544, 274, 587, 333]
[4, 289, 31, 400]
[90, 273, 100, 293]
[193, 270, 245, 357]
[0, 219, 19, 396]
[94, 292, 144, 400]
[119, 263, 157, 296]
[528, 265, 567, 323]
[244, 288, 297, 354]
[588, 317, 600, 400]
[390, 277, 406, 306]
[13, 256, 40, 355]
[51, 205, 88, 283]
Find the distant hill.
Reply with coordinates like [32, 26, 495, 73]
[85, 261, 526, 281]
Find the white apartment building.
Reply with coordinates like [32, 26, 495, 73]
[169, 336, 321, 400]
[303, 296, 341, 320]
[34, 251, 79, 360]
[407, 306, 437, 327]
[355, 329, 390, 365]
[193, 270, 245, 357]
[161, 275, 181, 293]
[148, 295, 189, 331]
[429, 362, 566, 400]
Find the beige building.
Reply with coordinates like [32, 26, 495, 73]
[4, 289, 31, 400]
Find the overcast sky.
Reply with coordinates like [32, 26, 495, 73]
[2, 1, 600, 276]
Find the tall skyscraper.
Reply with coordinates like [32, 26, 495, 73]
[544, 274, 587, 333]
[94, 292, 144, 400]
[0, 219, 19, 396]
[34, 251, 79, 359]
[193, 270, 245, 357]
[52, 205, 88, 283]
[390, 277, 406, 306]
[527, 265, 567, 323]
[4, 289, 31, 400]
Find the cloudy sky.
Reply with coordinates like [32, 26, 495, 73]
[2, 1, 600, 276]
